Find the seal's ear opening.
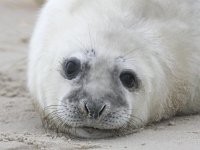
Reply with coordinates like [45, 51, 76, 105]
[63, 57, 81, 80]
[119, 70, 140, 90]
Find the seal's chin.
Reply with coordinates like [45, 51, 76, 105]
[66, 126, 118, 139]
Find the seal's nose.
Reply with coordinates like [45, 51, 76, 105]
[84, 102, 106, 119]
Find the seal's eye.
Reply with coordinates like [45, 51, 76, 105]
[120, 71, 139, 89]
[64, 57, 81, 80]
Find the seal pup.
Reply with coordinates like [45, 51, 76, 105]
[28, 0, 200, 138]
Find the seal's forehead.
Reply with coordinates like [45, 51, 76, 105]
[68, 50, 117, 84]
[85, 50, 122, 75]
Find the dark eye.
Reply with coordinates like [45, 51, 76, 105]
[120, 71, 139, 89]
[63, 57, 81, 80]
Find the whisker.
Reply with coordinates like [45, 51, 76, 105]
[71, 36, 88, 55]
[121, 47, 141, 58]
[44, 109, 65, 118]
[88, 26, 95, 50]
[44, 104, 68, 110]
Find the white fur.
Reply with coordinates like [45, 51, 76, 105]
[28, 0, 200, 138]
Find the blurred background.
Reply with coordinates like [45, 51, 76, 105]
[35, 0, 45, 5]
[0, 0, 42, 149]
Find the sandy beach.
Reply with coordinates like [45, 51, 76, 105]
[0, 0, 200, 149]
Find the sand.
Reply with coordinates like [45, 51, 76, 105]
[0, 0, 200, 149]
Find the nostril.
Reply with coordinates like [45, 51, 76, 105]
[98, 104, 106, 117]
[84, 103, 90, 115]
[83, 102, 107, 119]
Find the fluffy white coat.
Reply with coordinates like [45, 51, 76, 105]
[28, 0, 200, 138]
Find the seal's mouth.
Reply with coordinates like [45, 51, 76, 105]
[80, 124, 118, 132]
[81, 126, 108, 132]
